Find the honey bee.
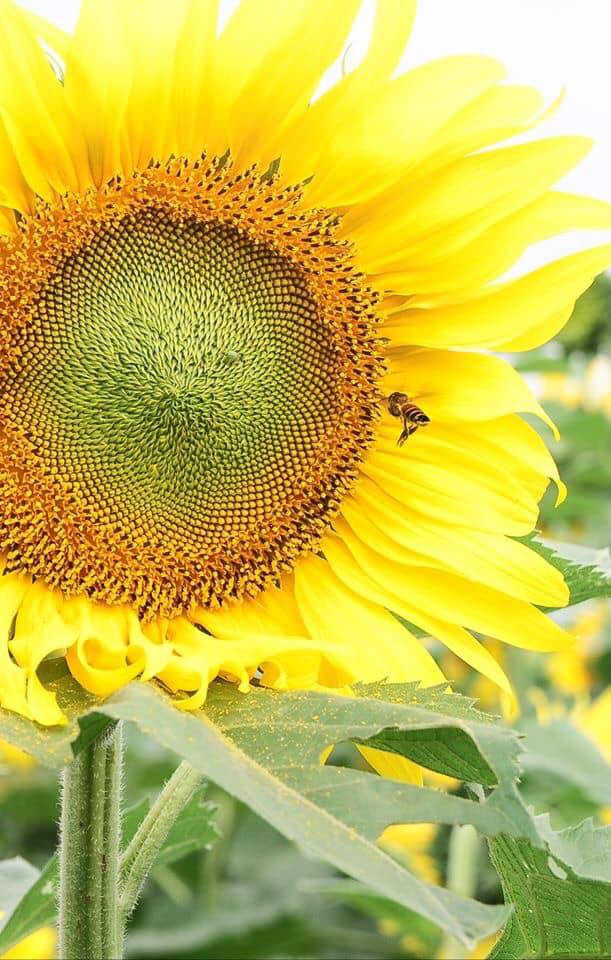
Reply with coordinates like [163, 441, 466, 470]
[387, 391, 430, 446]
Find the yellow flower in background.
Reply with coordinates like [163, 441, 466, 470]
[0, 739, 34, 769]
[0, 925, 55, 960]
[537, 355, 611, 415]
[547, 601, 608, 698]
[1, 0, 611, 730]
[379, 823, 440, 886]
[575, 688, 611, 762]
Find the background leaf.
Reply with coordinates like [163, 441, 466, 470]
[0, 857, 40, 927]
[0, 787, 218, 954]
[518, 716, 611, 808]
[0, 857, 57, 954]
[535, 817, 611, 884]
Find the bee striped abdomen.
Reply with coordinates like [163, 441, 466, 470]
[387, 391, 430, 447]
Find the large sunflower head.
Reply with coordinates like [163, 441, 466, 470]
[1, 0, 610, 728]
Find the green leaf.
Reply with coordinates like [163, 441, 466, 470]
[0, 858, 40, 926]
[0, 661, 96, 767]
[155, 788, 218, 868]
[489, 818, 611, 959]
[126, 813, 343, 959]
[300, 878, 441, 957]
[0, 857, 57, 954]
[358, 683, 498, 784]
[98, 681, 522, 946]
[0, 676, 537, 945]
[122, 788, 217, 867]
[521, 536, 611, 607]
[535, 817, 611, 884]
[519, 717, 611, 807]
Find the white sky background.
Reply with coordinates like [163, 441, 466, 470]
[19, 0, 611, 269]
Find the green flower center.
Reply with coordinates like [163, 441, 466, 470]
[19, 210, 336, 535]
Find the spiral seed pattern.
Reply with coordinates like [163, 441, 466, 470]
[0, 157, 382, 617]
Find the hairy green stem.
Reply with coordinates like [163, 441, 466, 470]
[119, 760, 204, 928]
[58, 722, 123, 960]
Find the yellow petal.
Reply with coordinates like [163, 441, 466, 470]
[26, 672, 66, 727]
[347, 0, 417, 93]
[115, 0, 192, 167]
[205, 0, 314, 156]
[306, 56, 506, 206]
[418, 82, 547, 174]
[64, 0, 131, 184]
[380, 191, 611, 298]
[348, 137, 591, 269]
[334, 524, 572, 652]
[384, 243, 611, 349]
[230, 0, 361, 169]
[345, 484, 568, 607]
[363, 434, 542, 536]
[9, 580, 75, 670]
[66, 635, 144, 697]
[20, 8, 69, 59]
[171, 0, 219, 157]
[428, 416, 566, 505]
[361, 746, 425, 785]
[0, 0, 89, 195]
[273, 0, 417, 184]
[0, 573, 34, 720]
[0, 204, 17, 233]
[322, 533, 514, 699]
[294, 554, 445, 686]
[63, 598, 146, 696]
[195, 579, 307, 638]
[383, 347, 557, 434]
[0, 116, 33, 214]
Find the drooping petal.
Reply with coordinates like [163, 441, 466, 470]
[334, 521, 572, 652]
[343, 482, 568, 607]
[322, 534, 515, 699]
[295, 554, 445, 686]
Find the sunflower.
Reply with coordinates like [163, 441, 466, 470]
[0, 924, 55, 960]
[1, 0, 610, 731]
